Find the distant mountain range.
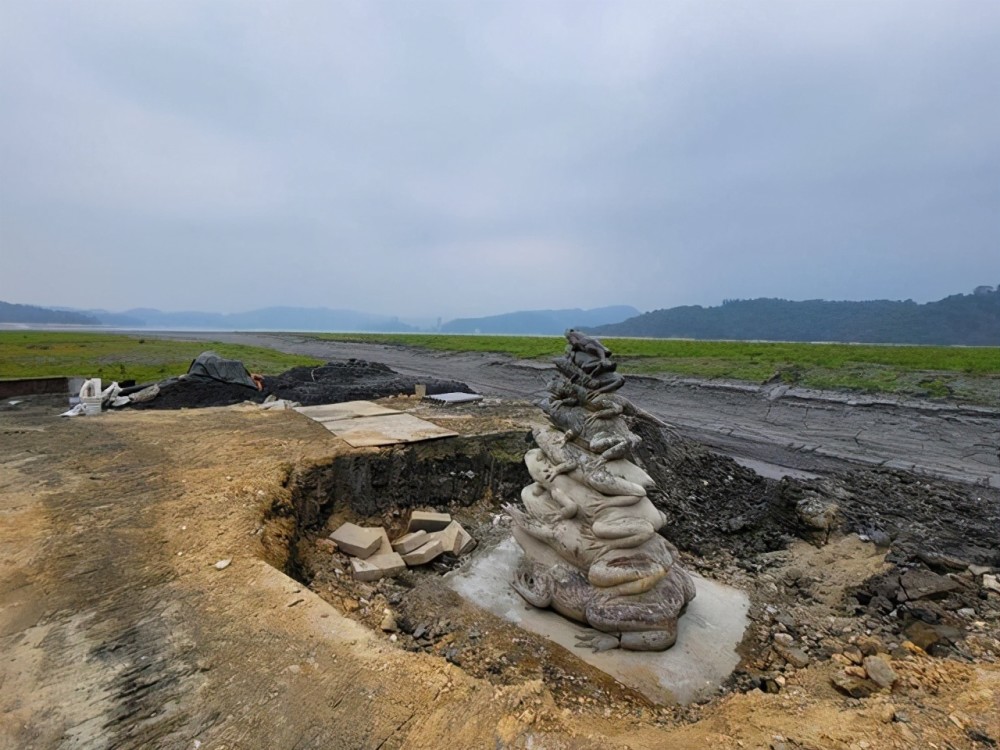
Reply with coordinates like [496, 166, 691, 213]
[5, 289, 998, 343]
[70, 306, 420, 332]
[1, 302, 640, 334]
[440, 306, 640, 335]
[0, 300, 99, 326]
[589, 287, 1000, 345]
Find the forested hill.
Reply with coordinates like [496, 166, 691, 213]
[441, 305, 640, 335]
[589, 288, 1000, 345]
[0, 301, 99, 325]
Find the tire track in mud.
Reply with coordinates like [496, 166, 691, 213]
[2, 416, 204, 750]
[158, 332, 1000, 488]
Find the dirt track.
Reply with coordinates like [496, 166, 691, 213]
[157, 332, 1000, 488]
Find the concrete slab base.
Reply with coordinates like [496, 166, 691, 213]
[446, 536, 749, 705]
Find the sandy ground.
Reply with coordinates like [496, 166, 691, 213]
[1, 346, 999, 748]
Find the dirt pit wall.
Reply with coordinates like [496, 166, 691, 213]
[285, 430, 532, 529]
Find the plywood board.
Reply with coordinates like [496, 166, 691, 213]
[321, 413, 458, 447]
[294, 400, 398, 422]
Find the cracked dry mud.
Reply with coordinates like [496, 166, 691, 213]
[2, 349, 999, 749]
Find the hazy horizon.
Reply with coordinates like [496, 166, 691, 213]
[7, 289, 994, 324]
[2, 2, 997, 319]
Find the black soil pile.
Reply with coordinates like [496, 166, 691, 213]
[128, 379, 262, 410]
[632, 419, 799, 558]
[263, 360, 472, 406]
[634, 418, 1000, 661]
[128, 359, 473, 410]
[784, 470, 1000, 568]
[633, 418, 1000, 570]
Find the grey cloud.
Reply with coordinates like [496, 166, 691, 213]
[1, 0, 997, 318]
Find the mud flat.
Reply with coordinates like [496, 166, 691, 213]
[151, 331, 1000, 489]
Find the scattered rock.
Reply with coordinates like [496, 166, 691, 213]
[450, 522, 477, 555]
[796, 496, 839, 533]
[862, 655, 897, 689]
[983, 574, 1000, 594]
[917, 551, 970, 571]
[904, 621, 942, 651]
[773, 643, 810, 668]
[855, 635, 884, 656]
[843, 645, 864, 665]
[831, 671, 877, 699]
[315, 538, 337, 554]
[761, 677, 782, 693]
[427, 520, 476, 556]
[214, 559, 232, 570]
[900, 569, 960, 601]
[380, 612, 397, 632]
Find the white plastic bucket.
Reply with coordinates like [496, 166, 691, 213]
[81, 395, 103, 415]
[79, 378, 103, 398]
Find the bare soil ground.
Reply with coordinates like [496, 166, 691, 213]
[1, 361, 999, 748]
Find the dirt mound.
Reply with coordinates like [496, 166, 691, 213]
[127, 378, 262, 409]
[635, 416, 999, 567]
[628, 418, 1000, 670]
[127, 359, 474, 410]
[631, 420, 798, 558]
[789, 469, 1000, 568]
[264, 359, 473, 406]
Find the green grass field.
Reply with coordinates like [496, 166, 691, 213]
[0, 332, 323, 384]
[311, 333, 1000, 403]
[2, 331, 997, 404]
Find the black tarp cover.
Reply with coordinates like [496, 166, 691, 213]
[185, 351, 257, 389]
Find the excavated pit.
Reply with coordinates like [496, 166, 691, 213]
[260, 413, 1000, 714]
[263, 424, 763, 708]
[286, 430, 533, 528]
[272, 430, 531, 587]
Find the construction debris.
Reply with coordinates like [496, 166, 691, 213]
[351, 553, 406, 582]
[392, 530, 430, 554]
[400, 539, 445, 566]
[330, 512, 476, 581]
[407, 511, 452, 533]
[329, 523, 383, 559]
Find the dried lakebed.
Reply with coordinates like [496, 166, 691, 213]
[150, 331, 1000, 490]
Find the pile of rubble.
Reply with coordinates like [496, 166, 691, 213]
[329, 511, 476, 581]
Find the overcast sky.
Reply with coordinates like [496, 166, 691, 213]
[1, 1, 997, 319]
